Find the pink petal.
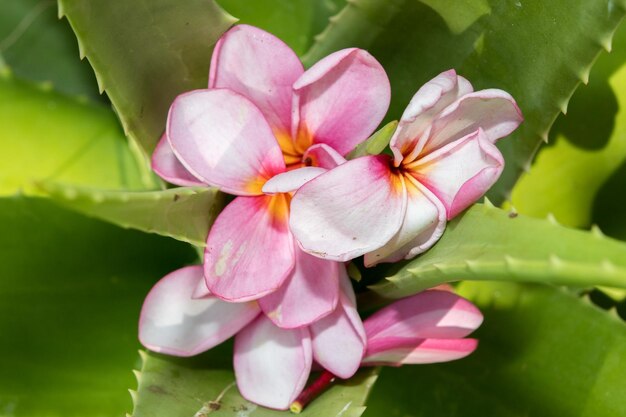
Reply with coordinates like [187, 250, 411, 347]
[259, 246, 339, 329]
[364, 177, 446, 266]
[234, 315, 312, 410]
[302, 143, 347, 169]
[364, 290, 483, 341]
[338, 267, 367, 345]
[262, 167, 327, 194]
[411, 128, 504, 219]
[290, 155, 406, 262]
[337, 265, 359, 314]
[309, 303, 365, 378]
[310, 268, 366, 378]
[205, 195, 294, 302]
[209, 24, 303, 135]
[139, 266, 260, 357]
[336, 267, 369, 336]
[191, 276, 212, 299]
[151, 134, 205, 186]
[421, 89, 523, 155]
[390, 69, 473, 165]
[167, 89, 285, 196]
[292, 48, 391, 156]
[362, 337, 478, 366]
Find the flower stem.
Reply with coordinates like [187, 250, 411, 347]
[290, 371, 336, 414]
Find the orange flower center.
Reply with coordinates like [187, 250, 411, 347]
[265, 192, 292, 225]
[274, 126, 314, 170]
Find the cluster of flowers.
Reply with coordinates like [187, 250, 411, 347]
[138, 25, 522, 411]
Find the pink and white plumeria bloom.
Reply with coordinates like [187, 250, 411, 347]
[290, 70, 523, 265]
[360, 289, 483, 367]
[290, 288, 483, 412]
[139, 265, 367, 410]
[139, 268, 482, 410]
[151, 24, 390, 328]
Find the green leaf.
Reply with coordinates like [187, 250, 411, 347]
[300, 0, 403, 67]
[0, 0, 101, 99]
[39, 182, 225, 246]
[511, 19, 626, 229]
[58, 0, 236, 156]
[593, 164, 626, 240]
[0, 74, 149, 195]
[347, 120, 397, 159]
[364, 281, 626, 417]
[216, 0, 345, 57]
[304, 0, 626, 203]
[131, 349, 379, 417]
[597, 286, 626, 302]
[0, 196, 195, 416]
[371, 203, 626, 299]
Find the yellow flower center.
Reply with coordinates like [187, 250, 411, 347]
[274, 126, 313, 169]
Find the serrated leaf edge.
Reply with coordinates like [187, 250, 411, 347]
[39, 181, 223, 246]
[128, 350, 148, 417]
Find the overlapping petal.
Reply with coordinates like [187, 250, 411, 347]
[167, 89, 285, 195]
[152, 134, 205, 186]
[292, 48, 391, 156]
[143, 24, 505, 411]
[234, 315, 312, 410]
[191, 276, 212, 299]
[139, 266, 260, 357]
[362, 337, 478, 366]
[259, 247, 339, 329]
[209, 24, 303, 135]
[390, 69, 473, 165]
[290, 155, 406, 261]
[411, 129, 504, 219]
[364, 177, 446, 266]
[205, 195, 294, 302]
[364, 290, 483, 341]
[420, 89, 523, 154]
[302, 143, 347, 169]
[262, 167, 327, 194]
[309, 270, 366, 378]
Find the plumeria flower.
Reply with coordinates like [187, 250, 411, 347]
[289, 70, 523, 265]
[150, 24, 390, 328]
[139, 265, 367, 410]
[290, 288, 483, 412]
[360, 289, 482, 366]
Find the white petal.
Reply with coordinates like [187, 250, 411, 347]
[234, 315, 312, 410]
[139, 266, 260, 357]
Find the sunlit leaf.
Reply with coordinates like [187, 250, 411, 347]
[0, 74, 148, 195]
[348, 120, 397, 159]
[40, 183, 225, 246]
[511, 20, 626, 229]
[372, 203, 626, 299]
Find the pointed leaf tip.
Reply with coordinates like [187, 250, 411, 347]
[128, 389, 138, 403]
[546, 213, 560, 225]
[591, 224, 606, 238]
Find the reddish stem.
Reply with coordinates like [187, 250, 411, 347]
[290, 371, 336, 413]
